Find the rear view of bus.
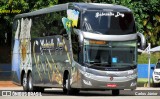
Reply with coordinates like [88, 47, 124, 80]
[70, 3, 146, 95]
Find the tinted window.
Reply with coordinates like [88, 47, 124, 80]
[82, 11, 136, 35]
[71, 33, 79, 62]
[85, 40, 137, 67]
[31, 11, 66, 38]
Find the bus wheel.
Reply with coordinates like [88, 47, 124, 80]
[152, 78, 157, 87]
[112, 89, 120, 96]
[152, 82, 157, 87]
[22, 73, 28, 91]
[27, 73, 33, 92]
[63, 74, 73, 95]
[27, 73, 45, 92]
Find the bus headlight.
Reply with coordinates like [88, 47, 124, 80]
[84, 72, 91, 78]
[130, 82, 137, 87]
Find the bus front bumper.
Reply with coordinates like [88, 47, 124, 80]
[80, 73, 137, 90]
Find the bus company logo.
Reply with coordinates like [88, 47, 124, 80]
[110, 76, 113, 81]
[2, 91, 12, 96]
[95, 12, 124, 18]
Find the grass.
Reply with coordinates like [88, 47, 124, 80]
[137, 78, 153, 87]
[138, 78, 149, 83]
[138, 52, 160, 64]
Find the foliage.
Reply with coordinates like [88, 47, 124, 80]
[0, 0, 159, 46]
[0, 0, 28, 32]
[89, 0, 160, 47]
[27, 0, 58, 11]
[0, 0, 59, 36]
[86, 0, 160, 64]
[0, 0, 159, 63]
[138, 52, 160, 64]
[0, 0, 59, 63]
[121, 0, 160, 46]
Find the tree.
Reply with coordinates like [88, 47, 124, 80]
[84, 0, 160, 46]
[0, 0, 59, 63]
[0, 0, 159, 63]
[113, 0, 160, 46]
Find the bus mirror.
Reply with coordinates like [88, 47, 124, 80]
[137, 32, 146, 50]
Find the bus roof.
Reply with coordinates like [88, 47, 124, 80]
[72, 3, 131, 11]
[14, 3, 131, 19]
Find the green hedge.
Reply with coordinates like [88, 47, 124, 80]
[92, 0, 160, 46]
[138, 52, 160, 64]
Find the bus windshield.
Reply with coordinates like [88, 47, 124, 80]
[82, 10, 136, 35]
[84, 40, 137, 67]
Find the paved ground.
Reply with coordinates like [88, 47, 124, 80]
[0, 81, 160, 99]
[1, 89, 160, 99]
[0, 81, 18, 87]
[1, 87, 159, 90]
[0, 87, 160, 96]
[2, 96, 160, 99]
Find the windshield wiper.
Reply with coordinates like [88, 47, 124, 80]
[89, 62, 109, 66]
[87, 30, 102, 34]
[93, 62, 108, 65]
[85, 62, 110, 66]
[85, 63, 94, 67]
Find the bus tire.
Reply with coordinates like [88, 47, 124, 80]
[63, 74, 67, 94]
[27, 72, 34, 92]
[152, 78, 156, 87]
[112, 89, 120, 96]
[63, 73, 73, 95]
[63, 86, 67, 94]
[22, 73, 28, 91]
[152, 82, 157, 87]
[27, 72, 45, 92]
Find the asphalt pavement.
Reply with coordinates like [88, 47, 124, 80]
[0, 87, 160, 99]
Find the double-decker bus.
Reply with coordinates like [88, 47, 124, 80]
[12, 3, 146, 95]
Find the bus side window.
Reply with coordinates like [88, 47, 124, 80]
[31, 15, 44, 38]
[71, 33, 79, 62]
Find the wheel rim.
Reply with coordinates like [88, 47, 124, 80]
[23, 76, 27, 88]
[66, 79, 68, 89]
[28, 75, 32, 90]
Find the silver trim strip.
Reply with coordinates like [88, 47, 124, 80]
[82, 31, 137, 41]
[73, 29, 84, 46]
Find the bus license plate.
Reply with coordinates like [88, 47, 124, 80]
[107, 84, 117, 87]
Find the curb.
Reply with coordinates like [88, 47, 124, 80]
[0, 81, 19, 87]
[0, 64, 11, 81]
